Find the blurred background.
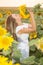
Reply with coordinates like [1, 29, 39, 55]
[0, 0, 43, 7]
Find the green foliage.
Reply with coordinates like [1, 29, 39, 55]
[29, 38, 38, 46]
[12, 42, 22, 62]
[33, 4, 43, 38]
[30, 45, 36, 52]
[13, 49, 22, 59]
[21, 56, 35, 65]
[2, 49, 11, 56]
[39, 57, 43, 65]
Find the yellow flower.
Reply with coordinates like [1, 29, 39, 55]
[33, 32, 37, 38]
[30, 32, 37, 40]
[19, 4, 26, 12]
[8, 61, 13, 65]
[15, 63, 20, 65]
[39, 43, 43, 51]
[0, 13, 3, 18]
[19, 5, 30, 19]
[0, 26, 7, 36]
[34, 34, 37, 38]
[35, 37, 43, 52]
[0, 56, 8, 63]
[0, 56, 13, 65]
[1, 62, 9, 65]
[0, 62, 13, 65]
[6, 10, 12, 15]
[0, 36, 14, 50]
[29, 34, 33, 40]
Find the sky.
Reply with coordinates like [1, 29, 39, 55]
[0, 0, 43, 7]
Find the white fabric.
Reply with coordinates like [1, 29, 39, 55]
[16, 23, 29, 43]
[16, 23, 29, 61]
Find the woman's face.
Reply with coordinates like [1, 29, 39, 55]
[12, 14, 22, 23]
[12, 14, 21, 20]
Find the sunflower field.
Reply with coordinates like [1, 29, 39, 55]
[0, 4, 43, 65]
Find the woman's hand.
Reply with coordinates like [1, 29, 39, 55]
[28, 8, 36, 32]
[28, 8, 33, 12]
[28, 8, 34, 16]
[17, 28, 29, 34]
[17, 29, 24, 34]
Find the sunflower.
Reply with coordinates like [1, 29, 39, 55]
[0, 26, 7, 36]
[0, 56, 8, 63]
[0, 62, 13, 65]
[14, 63, 20, 65]
[19, 5, 30, 19]
[19, 4, 26, 12]
[0, 60, 13, 65]
[8, 61, 13, 65]
[0, 56, 13, 65]
[6, 10, 12, 15]
[0, 13, 3, 18]
[35, 37, 43, 52]
[30, 32, 37, 40]
[0, 36, 14, 50]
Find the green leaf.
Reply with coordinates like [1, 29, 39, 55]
[2, 49, 11, 56]
[30, 45, 36, 52]
[29, 38, 39, 46]
[35, 50, 43, 58]
[5, 32, 11, 36]
[39, 57, 43, 65]
[22, 56, 35, 65]
[13, 49, 22, 59]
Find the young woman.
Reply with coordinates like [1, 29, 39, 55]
[5, 9, 36, 62]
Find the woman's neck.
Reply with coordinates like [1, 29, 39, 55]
[16, 20, 23, 26]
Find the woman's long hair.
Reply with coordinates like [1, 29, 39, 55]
[5, 15, 17, 40]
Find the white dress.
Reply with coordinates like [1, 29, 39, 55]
[16, 23, 29, 61]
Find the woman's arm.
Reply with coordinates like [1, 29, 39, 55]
[18, 10, 36, 34]
[29, 9, 36, 31]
